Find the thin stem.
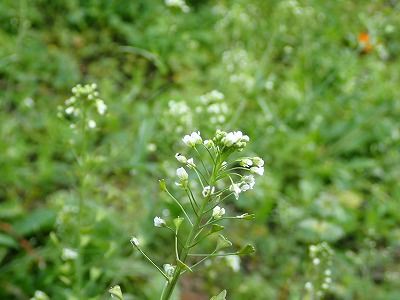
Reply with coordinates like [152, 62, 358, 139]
[188, 252, 239, 257]
[201, 144, 216, 164]
[192, 167, 208, 187]
[165, 189, 193, 226]
[135, 246, 170, 281]
[194, 147, 211, 177]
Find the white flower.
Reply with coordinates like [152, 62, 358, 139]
[175, 153, 187, 163]
[212, 206, 225, 219]
[250, 166, 264, 176]
[313, 258, 320, 265]
[182, 131, 202, 147]
[186, 158, 196, 168]
[154, 216, 166, 227]
[240, 158, 253, 167]
[229, 183, 242, 200]
[225, 255, 240, 272]
[176, 167, 188, 181]
[163, 264, 176, 277]
[202, 186, 215, 197]
[252, 157, 264, 167]
[241, 175, 255, 191]
[88, 119, 96, 128]
[61, 248, 78, 261]
[130, 236, 140, 246]
[96, 99, 107, 115]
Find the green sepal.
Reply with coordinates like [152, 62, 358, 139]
[109, 285, 124, 300]
[177, 259, 193, 272]
[238, 244, 256, 255]
[216, 234, 232, 251]
[210, 289, 227, 300]
[210, 224, 224, 233]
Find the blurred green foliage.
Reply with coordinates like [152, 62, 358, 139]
[0, 0, 400, 299]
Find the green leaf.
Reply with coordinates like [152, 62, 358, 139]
[13, 208, 56, 236]
[0, 233, 18, 249]
[109, 285, 124, 300]
[210, 290, 227, 300]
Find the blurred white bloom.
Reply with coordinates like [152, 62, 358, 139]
[305, 282, 313, 290]
[176, 167, 188, 181]
[65, 106, 75, 115]
[250, 166, 264, 176]
[325, 269, 332, 276]
[62, 248, 78, 261]
[30, 290, 49, 300]
[163, 264, 176, 277]
[202, 186, 215, 197]
[313, 258, 320, 265]
[130, 236, 140, 247]
[212, 206, 225, 219]
[23, 97, 35, 108]
[147, 143, 157, 152]
[88, 119, 96, 129]
[96, 99, 107, 115]
[182, 131, 202, 147]
[175, 153, 187, 163]
[165, 0, 190, 13]
[154, 216, 166, 227]
[225, 255, 240, 272]
[229, 183, 242, 200]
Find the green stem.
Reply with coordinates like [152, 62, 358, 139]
[161, 154, 221, 300]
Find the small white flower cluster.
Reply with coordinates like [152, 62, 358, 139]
[197, 90, 228, 124]
[240, 156, 265, 176]
[305, 242, 334, 297]
[165, 0, 190, 13]
[166, 100, 192, 133]
[222, 48, 255, 91]
[59, 83, 107, 130]
[214, 129, 249, 150]
[229, 174, 257, 200]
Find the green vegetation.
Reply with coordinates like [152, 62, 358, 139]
[0, 0, 399, 299]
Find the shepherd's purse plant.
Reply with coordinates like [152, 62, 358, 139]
[115, 129, 264, 299]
